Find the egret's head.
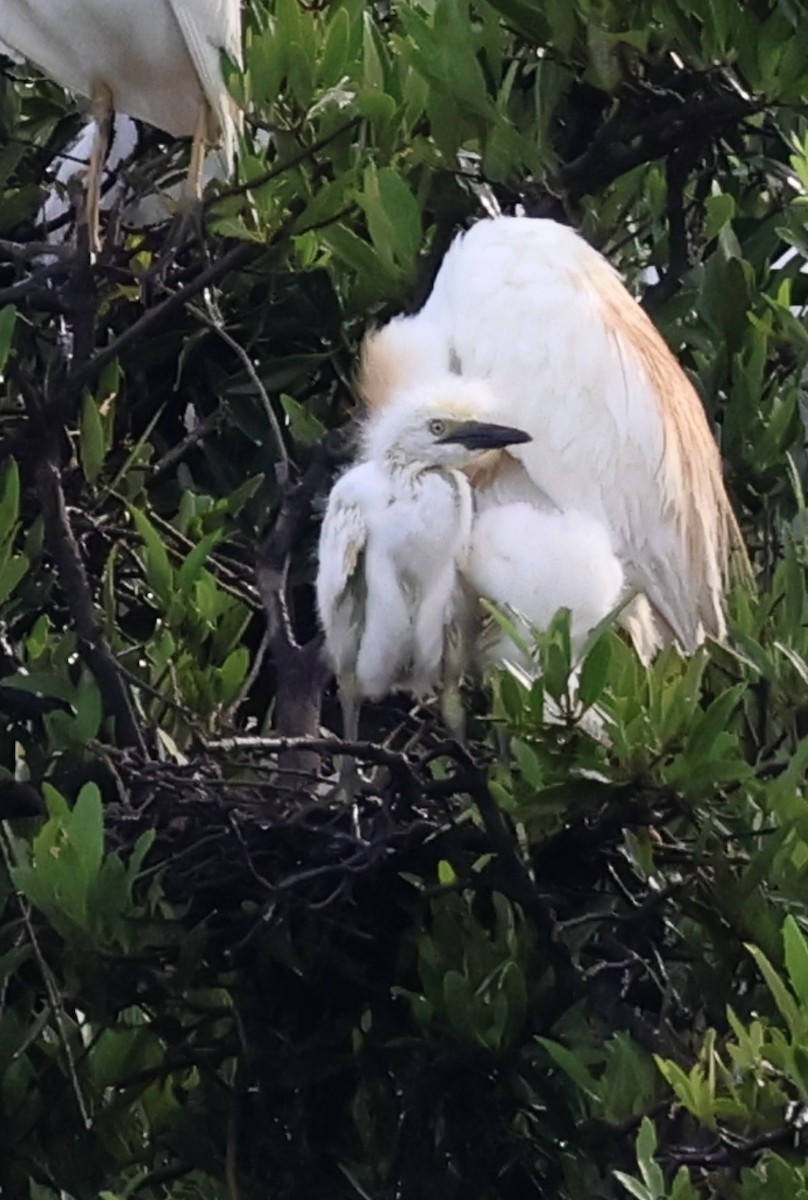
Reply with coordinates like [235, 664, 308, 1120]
[362, 377, 531, 467]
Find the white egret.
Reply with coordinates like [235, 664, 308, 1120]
[467, 503, 625, 674]
[316, 378, 531, 790]
[359, 216, 746, 655]
[1, 0, 243, 249]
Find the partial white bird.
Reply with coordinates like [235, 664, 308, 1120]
[316, 378, 531, 791]
[358, 216, 746, 655]
[35, 116, 140, 248]
[467, 503, 625, 674]
[35, 115, 244, 248]
[1, 0, 243, 249]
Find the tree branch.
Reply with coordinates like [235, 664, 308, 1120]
[555, 87, 761, 202]
[34, 454, 146, 753]
[255, 443, 338, 747]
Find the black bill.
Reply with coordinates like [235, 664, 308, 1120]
[437, 420, 532, 451]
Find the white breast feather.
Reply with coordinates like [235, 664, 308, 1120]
[467, 504, 625, 669]
[317, 463, 474, 700]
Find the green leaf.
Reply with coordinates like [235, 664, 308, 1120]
[280, 394, 326, 446]
[613, 1172, 655, 1200]
[67, 782, 104, 888]
[636, 1117, 664, 1197]
[130, 507, 174, 605]
[320, 6, 351, 88]
[219, 646, 249, 705]
[71, 680, 103, 742]
[0, 458, 20, 543]
[223, 473, 264, 518]
[177, 531, 223, 594]
[542, 637, 571, 703]
[543, 0, 577, 53]
[746, 943, 801, 1039]
[442, 969, 474, 1040]
[322, 224, 387, 287]
[42, 783, 70, 821]
[437, 859, 456, 885]
[669, 1167, 698, 1200]
[29, 1182, 60, 1200]
[80, 392, 107, 484]
[512, 739, 543, 789]
[0, 554, 28, 605]
[684, 685, 744, 762]
[246, 24, 285, 111]
[497, 668, 527, 724]
[578, 636, 611, 708]
[360, 164, 421, 276]
[783, 916, 808, 1007]
[500, 960, 527, 1036]
[0, 305, 16, 374]
[537, 1037, 600, 1099]
[704, 193, 736, 240]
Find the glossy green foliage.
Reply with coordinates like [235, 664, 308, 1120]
[1, 0, 808, 1197]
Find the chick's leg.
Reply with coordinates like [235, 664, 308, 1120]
[441, 619, 467, 747]
[337, 674, 362, 801]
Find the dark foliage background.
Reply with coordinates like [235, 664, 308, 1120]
[1, 1, 808, 1197]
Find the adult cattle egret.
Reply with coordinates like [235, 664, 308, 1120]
[467, 503, 625, 673]
[316, 378, 531, 790]
[1, 0, 242, 248]
[359, 216, 745, 655]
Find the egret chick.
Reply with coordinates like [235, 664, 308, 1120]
[467, 503, 625, 673]
[316, 380, 531, 792]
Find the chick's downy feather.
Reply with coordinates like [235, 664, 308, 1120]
[316, 459, 473, 700]
[466, 504, 625, 670]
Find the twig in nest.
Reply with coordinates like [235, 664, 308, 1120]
[206, 734, 420, 794]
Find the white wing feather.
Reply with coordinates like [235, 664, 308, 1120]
[168, 0, 243, 167]
[316, 482, 368, 678]
[1, 1, 241, 153]
[362, 216, 740, 650]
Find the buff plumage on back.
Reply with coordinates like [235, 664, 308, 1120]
[357, 216, 745, 653]
[581, 246, 740, 645]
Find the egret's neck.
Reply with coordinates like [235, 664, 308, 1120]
[383, 449, 439, 478]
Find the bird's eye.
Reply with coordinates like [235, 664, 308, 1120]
[428, 419, 446, 437]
